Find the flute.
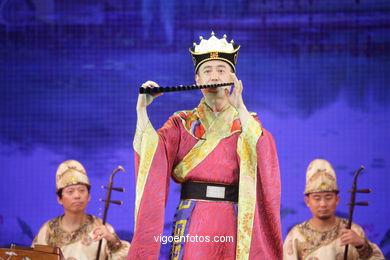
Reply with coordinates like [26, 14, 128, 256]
[139, 82, 234, 94]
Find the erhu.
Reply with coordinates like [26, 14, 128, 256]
[96, 166, 125, 260]
[139, 82, 234, 94]
[343, 166, 371, 260]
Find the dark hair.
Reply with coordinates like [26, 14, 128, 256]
[56, 184, 91, 199]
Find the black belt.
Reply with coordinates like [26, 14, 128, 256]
[181, 182, 239, 203]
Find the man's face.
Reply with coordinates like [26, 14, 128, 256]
[195, 60, 232, 97]
[58, 184, 90, 213]
[304, 191, 340, 220]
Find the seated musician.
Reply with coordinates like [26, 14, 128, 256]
[32, 160, 130, 260]
[283, 159, 384, 260]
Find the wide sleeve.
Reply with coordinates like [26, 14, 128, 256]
[351, 223, 385, 260]
[104, 223, 131, 260]
[283, 228, 299, 260]
[128, 116, 181, 260]
[250, 115, 283, 259]
[31, 222, 49, 246]
[367, 243, 385, 260]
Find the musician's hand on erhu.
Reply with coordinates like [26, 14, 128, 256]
[339, 228, 365, 248]
[92, 225, 116, 243]
[137, 81, 163, 110]
[227, 72, 245, 109]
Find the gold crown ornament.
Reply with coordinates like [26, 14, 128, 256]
[189, 31, 240, 73]
[304, 159, 339, 195]
[56, 160, 90, 190]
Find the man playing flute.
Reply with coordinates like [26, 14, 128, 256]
[128, 32, 282, 260]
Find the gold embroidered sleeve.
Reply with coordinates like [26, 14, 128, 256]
[133, 120, 155, 154]
[356, 239, 373, 259]
[31, 222, 50, 247]
[283, 228, 300, 260]
[240, 115, 262, 142]
[133, 120, 159, 229]
[105, 224, 131, 258]
[107, 233, 122, 252]
[235, 115, 262, 260]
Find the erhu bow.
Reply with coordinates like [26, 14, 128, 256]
[96, 166, 125, 260]
[343, 166, 371, 260]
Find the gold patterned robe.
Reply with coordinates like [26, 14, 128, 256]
[283, 217, 384, 260]
[32, 215, 130, 260]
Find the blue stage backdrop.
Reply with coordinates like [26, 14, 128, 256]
[0, 0, 389, 258]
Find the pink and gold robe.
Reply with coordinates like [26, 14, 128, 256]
[128, 99, 282, 260]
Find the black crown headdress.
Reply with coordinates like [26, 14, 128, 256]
[189, 32, 240, 73]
